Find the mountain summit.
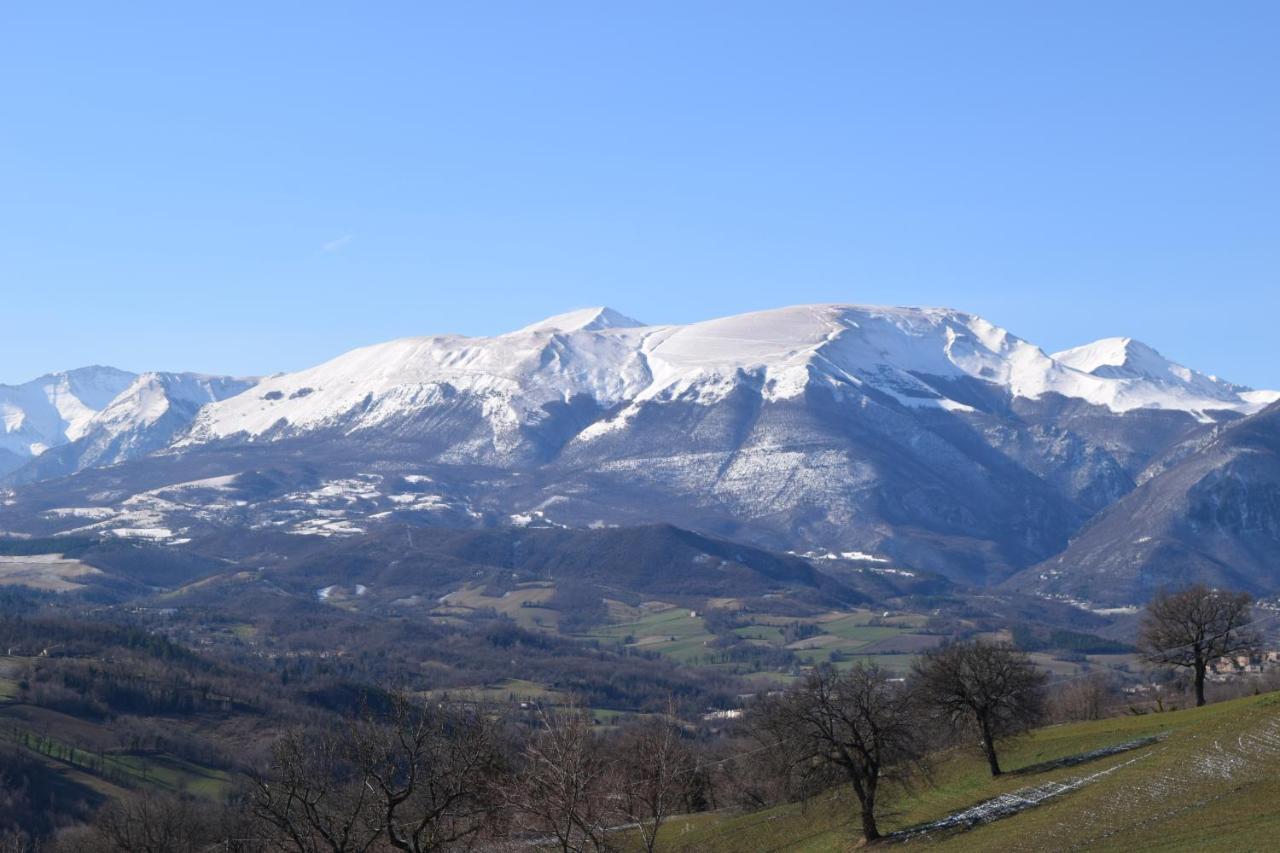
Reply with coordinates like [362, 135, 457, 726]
[177, 305, 1273, 452]
[3, 303, 1276, 602]
[1053, 337, 1276, 411]
[0, 366, 136, 474]
[511, 306, 645, 334]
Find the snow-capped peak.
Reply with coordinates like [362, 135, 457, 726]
[90, 372, 258, 432]
[1056, 337, 1181, 380]
[3, 370, 259, 481]
[174, 303, 1279, 455]
[0, 366, 136, 463]
[511, 306, 645, 335]
[1052, 337, 1265, 410]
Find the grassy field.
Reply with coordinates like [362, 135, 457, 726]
[0, 697, 233, 800]
[437, 582, 561, 631]
[586, 605, 716, 664]
[1, 725, 231, 797]
[585, 605, 944, 674]
[637, 692, 1280, 852]
[734, 609, 940, 675]
[0, 657, 33, 704]
[104, 752, 231, 797]
[426, 678, 568, 705]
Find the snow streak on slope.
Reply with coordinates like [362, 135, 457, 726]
[180, 304, 1278, 449]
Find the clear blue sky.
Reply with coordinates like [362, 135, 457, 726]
[2, 2, 1277, 387]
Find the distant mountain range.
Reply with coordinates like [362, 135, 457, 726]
[1, 368, 254, 480]
[1, 365, 137, 471]
[2, 304, 1277, 607]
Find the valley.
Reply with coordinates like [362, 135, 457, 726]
[2, 303, 1279, 849]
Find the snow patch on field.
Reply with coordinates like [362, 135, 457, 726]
[893, 739, 1162, 840]
[0, 554, 103, 592]
[290, 519, 366, 537]
[106, 527, 174, 540]
[43, 507, 116, 521]
[794, 549, 890, 563]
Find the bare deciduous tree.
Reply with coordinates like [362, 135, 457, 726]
[505, 703, 615, 853]
[711, 734, 790, 812]
[756, 663, 923, 844]
[251, 728, 382, 853]
[1051, 671, 1113, 723]
[0, 831, 35, 853]
[1139, 584, 1258, 707]
[251, 694, 505, 853]
[58, 791, 232, 853]
[615, 707, 694, 853]
[912, 639, 1046, 777]
[350, 696, 506, 852]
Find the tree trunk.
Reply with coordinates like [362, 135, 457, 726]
[980, 719, 1002, 776]
[852, 774, 880, 844]
[859, 801, 880, 843]
[1194, 663, 1207, 707]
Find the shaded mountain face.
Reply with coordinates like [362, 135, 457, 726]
[1, 304, 1274, 595]
[1007, 402, 1280, 604]
[255, 522, 871, 610]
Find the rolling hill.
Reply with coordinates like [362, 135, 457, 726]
[662, 692, 1280, 852]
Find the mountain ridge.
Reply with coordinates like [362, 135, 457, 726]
[175, 304, 1275, 452]
[3, 303, 1276, 605]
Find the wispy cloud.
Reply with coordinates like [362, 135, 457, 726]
[321, 234, 355, 253]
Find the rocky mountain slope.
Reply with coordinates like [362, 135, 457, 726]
[2, 304, 1276, 603]
[1009, 400, 1280, 603]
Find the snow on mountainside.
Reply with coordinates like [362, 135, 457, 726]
[6, 372, 257, 482]
[177, 307, 656, 456]
[511, 306, 644, 334]
[1053, 337, 1280, 414]
[0, 366, 136, 471]
[6, 304, 1277, 595]
[179, 304, 1275, 450]
[90, 372, 257, 435]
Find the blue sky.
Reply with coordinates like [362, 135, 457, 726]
[2, 2, 1277, 387]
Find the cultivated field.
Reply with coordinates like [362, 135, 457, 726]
[0, 554, 100, 592]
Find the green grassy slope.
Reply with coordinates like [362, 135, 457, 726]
[653, 692, 1280, 852]
[0, 703, 233, 801]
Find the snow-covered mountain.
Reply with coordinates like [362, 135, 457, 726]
[9, 372, 257, 482]
[0, 366, 137, 475]
[1053, 337, 1279, 415]
[179, 305, 1272, 454]
[177, 306, 653, 458]
[3, 303, 1276, 599]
